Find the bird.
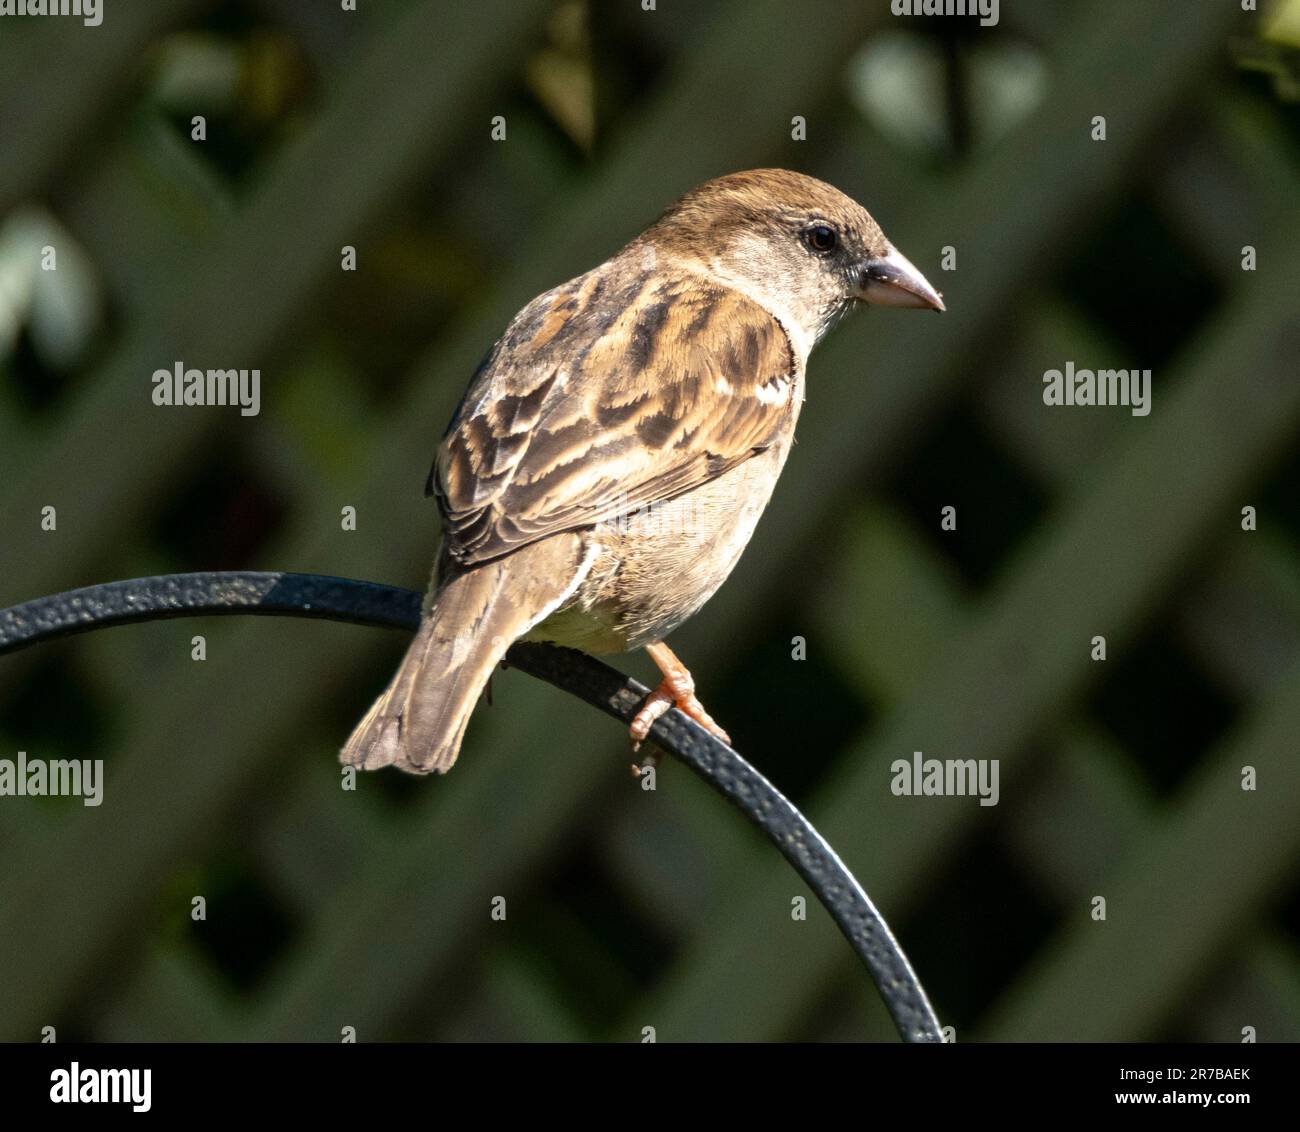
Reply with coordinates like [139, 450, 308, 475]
[341, 168, 944, 775]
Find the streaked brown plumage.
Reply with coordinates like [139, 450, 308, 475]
[342, 169, 944, 774]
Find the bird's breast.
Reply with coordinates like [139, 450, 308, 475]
[528, 434, 795, 655]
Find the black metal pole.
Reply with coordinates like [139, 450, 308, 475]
[0, 571, 943, 1043]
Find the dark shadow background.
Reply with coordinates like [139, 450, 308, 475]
[1, 0, 1298, 1042]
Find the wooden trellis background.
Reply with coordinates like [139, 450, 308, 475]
[1, 0, 1298, 1041]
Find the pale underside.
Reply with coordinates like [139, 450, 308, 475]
[523, 436, 797, 654]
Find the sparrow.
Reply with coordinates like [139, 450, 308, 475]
[341, 168, 944, 775]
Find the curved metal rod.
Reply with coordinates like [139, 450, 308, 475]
[0, 571, 943, 1043]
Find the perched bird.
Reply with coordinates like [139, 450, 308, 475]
[342, 168, 943, 774]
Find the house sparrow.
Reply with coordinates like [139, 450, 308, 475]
[342, 168, 943, 775]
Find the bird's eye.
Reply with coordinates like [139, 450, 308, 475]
[805, 225, 838, 254]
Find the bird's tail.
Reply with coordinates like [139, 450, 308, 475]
[340, 534, 587, 774]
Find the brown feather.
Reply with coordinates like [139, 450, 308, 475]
[339, 533, 589, 773]
[433, 268, 795, 566]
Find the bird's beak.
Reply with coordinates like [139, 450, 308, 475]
[860, 246, 946, 312]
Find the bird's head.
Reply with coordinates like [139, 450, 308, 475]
[645, 168, 944, 350]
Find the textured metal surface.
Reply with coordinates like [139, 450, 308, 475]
[0, 570, 943, 1043]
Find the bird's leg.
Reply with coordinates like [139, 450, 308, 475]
[630, 641, 732, 749]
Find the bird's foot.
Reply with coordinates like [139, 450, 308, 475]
[630, 642, 731, 750]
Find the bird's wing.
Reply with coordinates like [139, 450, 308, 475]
[431, 262, 798, 566]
